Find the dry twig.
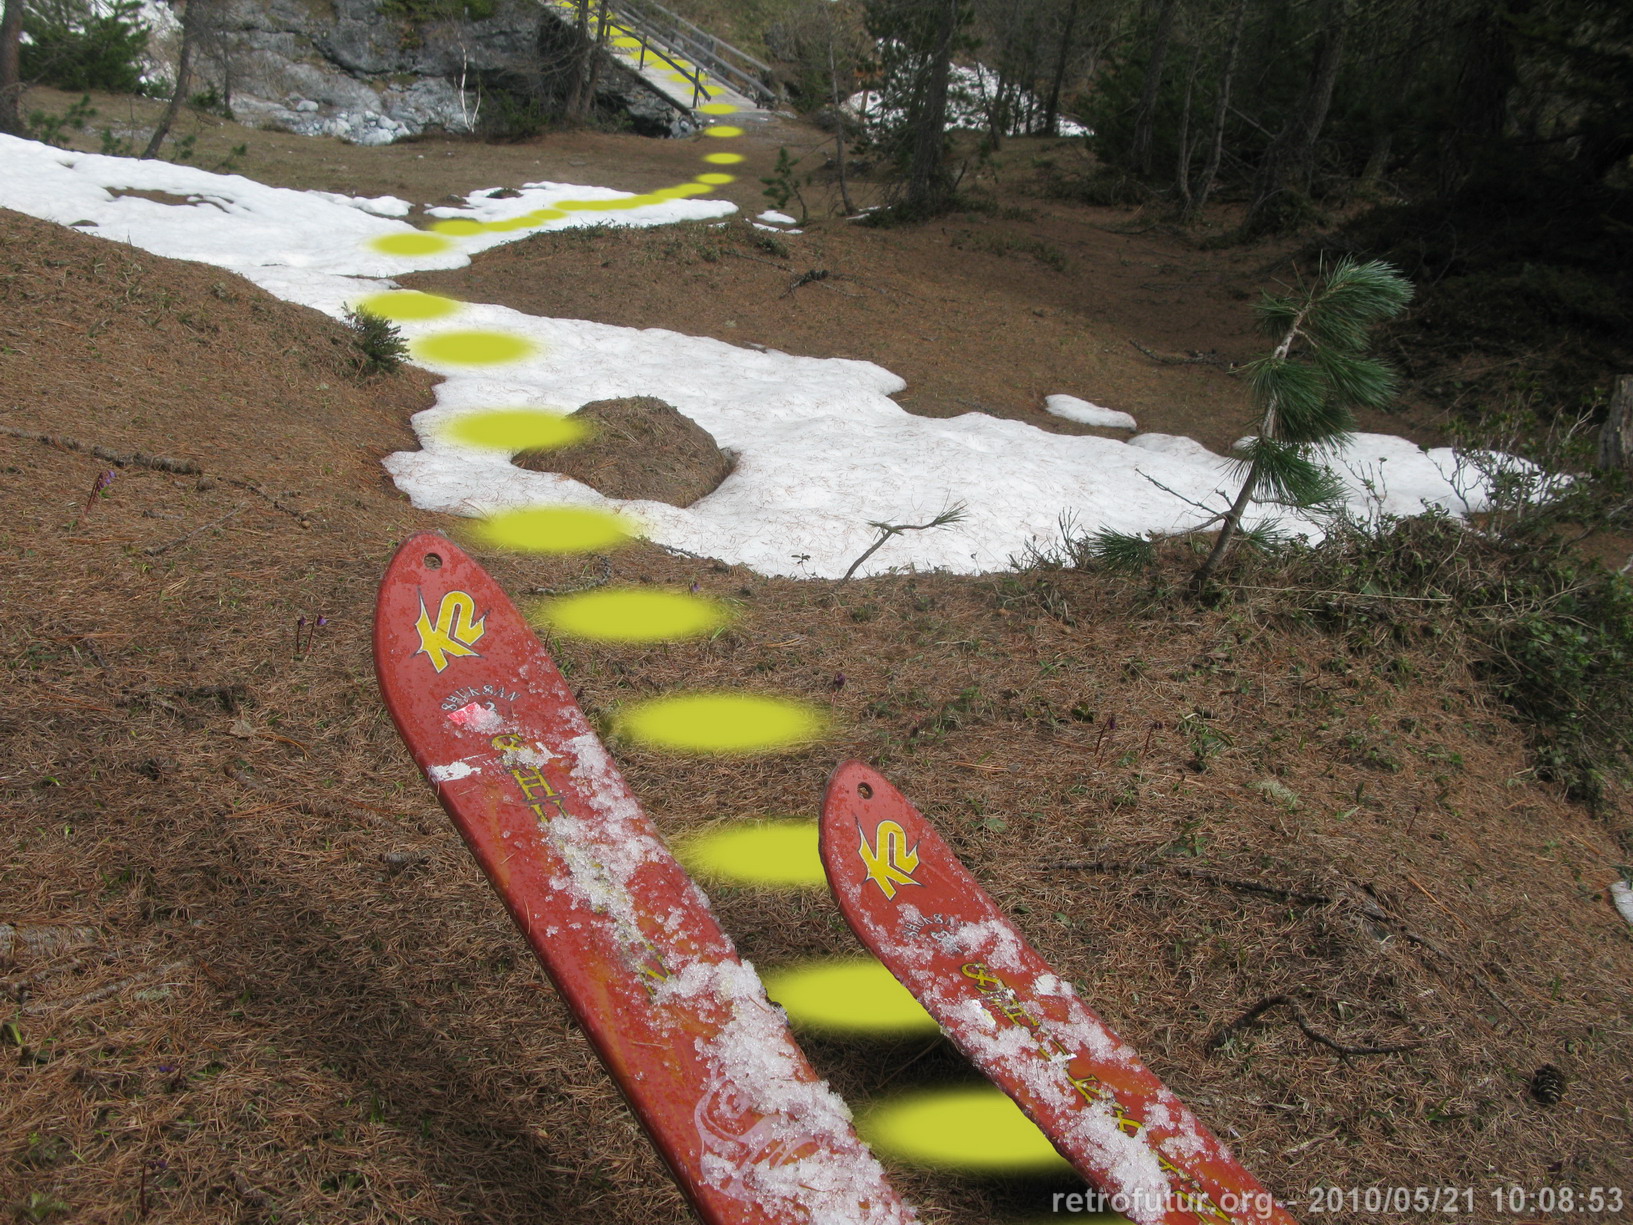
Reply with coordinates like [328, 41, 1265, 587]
[0, 424, 311, 526]
[1208, 993, 1426, 1056]
[21, 959, 193, 1015]
[144, 503, 248, 555]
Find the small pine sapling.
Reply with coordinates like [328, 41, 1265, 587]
[1194, 258, 1412, 589]
[760, 147, 806, 224]
[344, 307, 408, 376]
[1092, 258, 1412, 590]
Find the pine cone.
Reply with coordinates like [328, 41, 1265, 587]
[1529, 1064, 1566, 1106]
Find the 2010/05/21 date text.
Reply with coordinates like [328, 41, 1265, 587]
[1307, 1185, 1626, 1215]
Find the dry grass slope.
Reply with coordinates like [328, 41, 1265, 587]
[1, 200, 1630, 1225]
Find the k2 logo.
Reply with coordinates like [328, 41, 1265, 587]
[859, 819, 921, 901]
[415, 589, 486, 674]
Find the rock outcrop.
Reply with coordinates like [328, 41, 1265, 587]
[148, 0, 693, 145]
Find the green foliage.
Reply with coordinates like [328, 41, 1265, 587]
[97, 126, 134, 157]
[1254, 500, 1633, 810]
[1232, 437, 1345, 507]
[20, 1192, 71, 1222]
[343, 308, 409, 376]
[26, 94, 96, 147]
[1192, 258, 1412, 588]
[474, 82, 548, 141]
[761, 146, 803, 217]
[21, 0, 149, 94]
[858, 0, 976, 210]
[1086, 529, 1155, 572]
[188, 85, 232, 120]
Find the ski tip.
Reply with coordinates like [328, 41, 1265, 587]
[382, 530, 463, 583]
[820, 759, 891, 824]
[819, 759, 912, 882]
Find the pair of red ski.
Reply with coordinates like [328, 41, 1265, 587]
[373, 533, 1296, 1225]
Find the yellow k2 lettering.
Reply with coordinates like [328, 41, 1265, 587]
[415, 590, 486, 673]
[859, 820, 921, 900]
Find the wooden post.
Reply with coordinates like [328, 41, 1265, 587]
[1599, 374, 1633, 472]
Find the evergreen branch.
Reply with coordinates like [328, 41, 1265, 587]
[840, 501, 967, 581]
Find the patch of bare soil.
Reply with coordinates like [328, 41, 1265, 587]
[2, 124, 1630, 1225]
[519, 395, 733, 506]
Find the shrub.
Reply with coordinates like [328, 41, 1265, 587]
[21, 0, 149, 94]
[343, 308, 409, 376]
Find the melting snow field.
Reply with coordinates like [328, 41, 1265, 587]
[0, 133, 1497, 578]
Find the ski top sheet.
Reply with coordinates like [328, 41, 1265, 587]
[819, 760, 1297, 1225]
[374, 533, 913, 1225]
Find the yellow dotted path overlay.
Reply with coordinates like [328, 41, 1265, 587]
[356, 98, 1092, 1203]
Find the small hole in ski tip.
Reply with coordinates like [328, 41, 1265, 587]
[857, 782, 873, 799]
[425, 553, 443, 569]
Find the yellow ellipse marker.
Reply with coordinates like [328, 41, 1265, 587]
[703, 152, 744, 165]
[616, 692, 825, 754]
[762, 960, 938, 1034]
[613, 36, 639, 47]
[440, 409, 589, 453]
[356, 290, 461, 321]
[673, 820, 825, 887]
[622, 193, 666, 208]
[485, 214, 538, 232]
[652, 184, 713, 200]
[698, 102, 738, 115]
[369, 231, 454, 256]
[857, 1085, 1072, 1172]
[695, 173, 735, 185]
[430, 217, 488, 236]
[526, 208, 568, 223]
[704, 125, 744, 139]
[471, 506, 636, 554]
[410, 330, 537, 366]
[555, 199, 610, 212]
[533, 587, 730, 642]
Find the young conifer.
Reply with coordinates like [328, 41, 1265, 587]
[1193, 257, 1412, 588]
[1092, 257, 1413, 590]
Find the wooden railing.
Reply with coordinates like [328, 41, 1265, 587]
[607, 0, 781, 109]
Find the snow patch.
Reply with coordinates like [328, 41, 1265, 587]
[1045, 394, 1137, 429]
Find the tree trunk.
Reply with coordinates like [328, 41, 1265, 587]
[1043, 0, 1081, 137]
[583, 0, 610, 107]
[1357, 2, 1426, 195]
[0, 0, 23, 137]
[1184, 0, 1246, 223]
[1131, 0, 1181, 176]
[904, 0, 960, 214]
[1598, 375, 1633, 473]
[1357, 130, 1392, 192]
[145, 0, 206, 158]
[1242, 0, 1348, 233]
[565, 0, 594, 120]
[983, 65, 1007, 150]
[1192, 453, 1261, 591]
[1174, 48, 1197, 212]
[1438, 0, 1527, 193]
[828, 33, 856, 215]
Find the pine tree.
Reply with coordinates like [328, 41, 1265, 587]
[1089, 257, 1413, 591]
[1192, 257, 1413, 588]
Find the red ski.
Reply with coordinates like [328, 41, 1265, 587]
[820, 760, 1297, 1225]
[374, 533, 912, 1225]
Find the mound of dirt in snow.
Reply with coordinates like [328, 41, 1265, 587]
[516, 396, 734, 507]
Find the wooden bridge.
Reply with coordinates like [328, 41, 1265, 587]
[538, 0, 781, 123]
